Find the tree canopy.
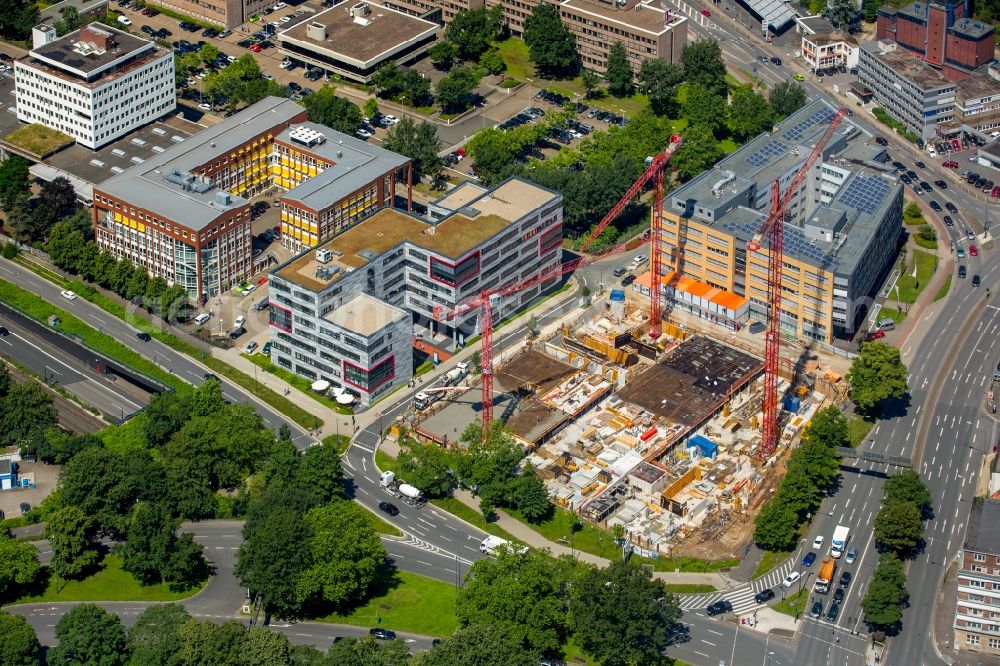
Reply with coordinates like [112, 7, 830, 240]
[861, 553, 907, 629]
[671, 123, 722, 181]
[681, 84, 726, 135]
[728, 87, 774, 141]
[605, 42, 633, 97]
[523, 3, 578, 77]
[383, 118, 442, 183]
[769, 81, 807, 118]
[435, 66, 480, 113]
[0, 611, 41, 666]
[680, 39, 727, 97]
[46, 505, 99, 581]
[128, 604, 191, 666]
[444, 6, 502, 61]
[418, 624, 538, 666]
[49, 603, 129, 666]
[303, 87, 364, 134]
[846, 341, 909, 413]
[823, 0, 859, 32]
[637, 59, 682, 116]
[883, 469, 932, 515]
[0, 535, 41, 600]
[874, 499, 924, 554]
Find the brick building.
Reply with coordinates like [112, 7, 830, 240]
[876, 0, 995, 79]
[954, 498, 1000, 656]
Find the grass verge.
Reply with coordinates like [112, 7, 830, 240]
[895, 249, 937, 303]
[508, 505, 621, 560]
[849, 414, 876, 446]
[773, 588, 808, 618]
[366, 510, 402, 537]
[644, 555, 740, 573]
[662, 583, 717, 594]
[877, 306, 905, 324]
[933, 274, 952, 302]
[12, 555, 205, 604]
[495, 38, 532, 81]
[322, 433, 351, 455]
[374, 448, 400, 474]
[243, 353, 352, 415]
[430, 497, 520, 543]
[318, 570, 458, 637]
[752, 550, 791, 579]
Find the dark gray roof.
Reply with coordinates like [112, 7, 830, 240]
[746, 0, 797, 29]
[965, 499, 1000, 554]
[30, 23, 152, 77]
[951, 17, 995, 39]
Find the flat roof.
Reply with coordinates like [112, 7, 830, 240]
[274, 176, 559, 291]
[559, 0, 686, 34]
[616, 336, 762, 427]
[965, 498, 1000, 554]
[97, 97, 304, 229]
[860, 42, 954, 91]
[28, 23, 153, 77]
[323, 292, 408, 336]
[955, 73, 1000, 101]
[432, 181, 489, 210]
[278, 122, 409, 211]
[278, 1, 438, 65]
[491, 349, 579, 443]
[796, 15, 835, 33]
[745, 0, 797, 29]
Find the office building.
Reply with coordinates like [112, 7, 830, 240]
[876, 0, 994, 79]
[858, 40, 956, 139]
[278, 2, 438, 84]
[653, 101, 903, 343]
[486, 0, 686, 73]
[268, 177, 563, 403]
[954, 498, 1000, 656]
[150, 0, 274, 28]
[92, 97, 411, 300]
[800, 30, 859, 72]
[14, 24, 175, 149]
[950, 74, 1000, 133]
[381, 0, 484, 24]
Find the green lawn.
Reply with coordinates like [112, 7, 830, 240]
[430, 497, 520, 543]
[374, 448, 399, 474]
[752, 550, 791, 580]
[895, 249, 937, 303]
[243, 353, 352, 415]
[13, 555, 204, 604]
[643, 555, 740, 573]
[318, 570, 458, 637]
[321, 433, 351, 455]
[662, 583, 717, 594]
[849, 414, 876, 447]
[773, 588, 808, 618]
[877, 306, 905, 324]
[366, 510, 402, 537]
[934, 274, 952, 302]
[496, 38, 532, 81]
[508, 505, 621, 561]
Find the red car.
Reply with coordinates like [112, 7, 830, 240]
[992, 185, 1000, 198]
[249, 44, 262, 52]
[865, 329, 886, 341]
[700, 8, 711, 15]
[970, 245, 979, 256]
[942, 160, 959, 168]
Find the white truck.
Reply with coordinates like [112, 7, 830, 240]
[379, 471, 425, 507]
[479, 535, 528, 556]
[445, 361, 470, 386]
[830, 525, 850, 559]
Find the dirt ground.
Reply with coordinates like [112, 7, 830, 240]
[0, 457, 59, 521]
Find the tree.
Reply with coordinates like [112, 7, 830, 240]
[0, 611, 41, 666]
[54, 5, 85, 35]
[581, 68, 601, 99]
[863, 0, 882, 21]
[0, 155, 29, 211]
[371, 63, 405, 99]
[49, 604, 129, 666]
[199, 43, 220, 67]
[436, 66, 479, 113]
[444, 5, 502, 61]
[0, 535, 40, 600]
[384, 117, 442, 183]
[507, 465, 552, 522]
[637, 59, 682, 116]
[428, 41, 459, 70]
[179, 619, 245, 666]
[672, 123, 722, 181]
[190, 377, 227, 417]
[801, 405, 849, 449]
[728, 86, 774, 141]
[883, 469, 932, 515]
[681, 39, 727, 97]
[570, 560, 682, 666]
[480, 47, 506, 75]
[861, 553, 907, 628]
[236, 506, 313, 618]
[398, 439, 455, 497]
[46, 505, 98, 581]
[39, 176, 77, 218]
[823, 0, 859, 32]
[297, 502, 387, 611]
[303, 87, 363, 134]
[0, 381, 57, 448]
[240, 626, 292, 666]
[605, 42, 633, 97]
[846, 341, 909, 413]
[46, 220, 88, 273]
[399, 69, 434, 107]
[31, 427, 101, 465]
[457, 550, 573, 654]
[874, 500, 923, 553]
[420, 624, 538, 666]
[523, 3, 578, 77]
[753, 499, 799, 551]
[119, 501, 208, 588]
[128, 604, 190, 666]
[295, 439, 346, 506]
[363, 98, 380, 121]
[144, 391, 192, 448]
[682, 84, 726, 135]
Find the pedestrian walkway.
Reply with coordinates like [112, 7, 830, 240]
[678, 558, 796, 616]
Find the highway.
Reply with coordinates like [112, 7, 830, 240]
[0, 308, 149, 419]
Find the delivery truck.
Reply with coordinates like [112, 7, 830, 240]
[814, 556, 836, 594]
[831, 525, 850, 559]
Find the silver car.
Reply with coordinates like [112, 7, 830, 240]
[845, 546, 858, 565]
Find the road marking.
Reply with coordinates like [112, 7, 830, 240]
[693, 651, 710, 659]
[707, 629, 724, 636]
[353, 445, 373, 453]
[701, 640, 717, 647]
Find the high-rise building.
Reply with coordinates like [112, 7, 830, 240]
[14, 24, 176, 149]
[954, 498, 1000, 656]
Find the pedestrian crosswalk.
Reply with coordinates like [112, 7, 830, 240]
[677, 557, 798, 616]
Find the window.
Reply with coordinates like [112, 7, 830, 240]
[990, 638, 1000, 649]
[976, 554, 987, 562]
[343, 355, 395, 392]
[967, 634, 980, 644]
[429, 252, 480, 287]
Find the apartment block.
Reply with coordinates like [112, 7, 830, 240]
[876, 0, 994, 78]
[14, 24, 175, 149]
[954, 499, 1000, 656]
[656, 101, 903, 344]
[858, 40, 956, 139]
[268, 177, 563, 403]
[92, 97, 411, 300]
[487, 0, 687, 73]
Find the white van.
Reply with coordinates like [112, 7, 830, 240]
[117, 15, 132, 26]
[193, 313, 210, 325]
[877, 317, 896, 331]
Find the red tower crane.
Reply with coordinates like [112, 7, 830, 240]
[434, 135, 683, 427]
[751, 106, 847, 457]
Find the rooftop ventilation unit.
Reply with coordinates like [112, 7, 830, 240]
[315, 265, 341, 281]
[711, 171, 735, 197]
[191, 179, 213, 194]
[316, 248, 333, 263]
[215, 191, 231, 206]
[289, 126, 326, 147]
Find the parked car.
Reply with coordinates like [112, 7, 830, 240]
[706, 600, 733, 616]
[748, 321, 766, 334]
[20, 502, 31, 515]
[754, 588, 775, 604]
[262, 341, 272, 355]
[244, 341, 258, 354]
[613, 266, 627, 277]
[369, 628, 396, 641]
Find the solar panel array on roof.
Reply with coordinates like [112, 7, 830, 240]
[838, 174, 891, 215]
[723, 218, 829, 264]
[782, 107, 837, 142]
[745, 140, 787, 168]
